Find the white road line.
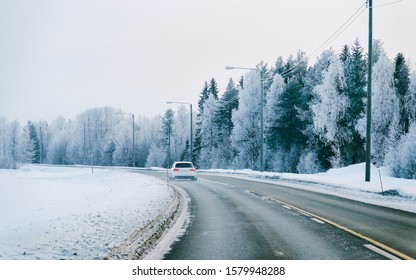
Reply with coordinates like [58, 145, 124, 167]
[364, 244, 401, 260]
[311, 217, 325, 224]
[299, 211, 311, 217]
[200, 178, 230, 186]
[282, 205, 292, 210]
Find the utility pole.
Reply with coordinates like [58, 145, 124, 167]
[365, 0, 373, 182]
[260, 71, 264, 172]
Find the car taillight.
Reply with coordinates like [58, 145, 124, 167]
[189, 168, 196, 171]
[173, 168, 180, 171]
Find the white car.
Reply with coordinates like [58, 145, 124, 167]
[169, 161, 197, 181]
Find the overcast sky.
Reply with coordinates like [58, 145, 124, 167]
[1, 0, 415, 123]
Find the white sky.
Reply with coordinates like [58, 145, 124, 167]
[1, 0, 415, 123]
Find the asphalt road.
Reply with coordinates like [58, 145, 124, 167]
[140, 171, 416, 260]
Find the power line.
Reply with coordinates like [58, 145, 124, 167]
[374, 0, 404, 8]
[307, 2, 367, 60]
[222, 2, 369, 108]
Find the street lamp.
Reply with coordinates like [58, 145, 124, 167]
[116, 112, 135, 167]
[166, 101, 193, 162]
[226, 65, 264, 172]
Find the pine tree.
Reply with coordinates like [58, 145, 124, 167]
[180, 139, 190, 161]
[359, 50, 398, 166]
[231, 70, 263, 170]
[161, 109, 175, 168]
[216, 79, 238, 137]
[194, 81, 211, 166]
[213, 78, 239, 168]
[339, 45, 350, 64]
[264, 73, 286, 170]
[393, 53, 411, 134]
[405, 72, 416, 124]
[208, 78, 219, 100]
[238, 75, 244, 90]
[198, 81, 210, 113]
[27, 121, 40, 164]
[341, 39, 366, 165]
[266, 52, 308, 172]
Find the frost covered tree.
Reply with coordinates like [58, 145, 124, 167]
[0, 117, 21, 169]
[264, 73, 286, 170]
[311, 52, 348, 167]
[145, 143, 165, 167]
[47, 117, 71, 164]
[387, 123, 416, 179]
[301, 50, 336, 171]
[0, 116, 12, 168]
[171, 105, 190, 162]
[35, 120, 49, 164]
[199, 93, 218, 168]
[231, 70, 262, 170]
[357, 50, 399, 166]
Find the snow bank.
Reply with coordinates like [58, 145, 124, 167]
[203, 163, 416, 213]
[0, 165, 173, 260]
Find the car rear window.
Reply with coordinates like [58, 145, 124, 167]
[175, 163, 193, 168]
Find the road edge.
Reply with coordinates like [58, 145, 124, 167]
[105, 184, 189, 260]
[142, 184, 190, 260]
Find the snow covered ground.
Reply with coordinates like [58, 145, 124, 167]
[203, 163, 416, 213]
[0, 165, 174, 260]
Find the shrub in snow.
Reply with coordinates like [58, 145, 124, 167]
[266, 146, 301, 173]
[387, 123, 416, 179]
[145, 144, 165, 167]
[297, 150, 322, 174]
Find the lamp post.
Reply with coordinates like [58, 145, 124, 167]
[226, 65, 264, 172]
[116, 112, 135, 167]
[167, 101, 193, 162]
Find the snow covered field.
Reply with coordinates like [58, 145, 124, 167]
[204, 163, 416, 213]
[0, 165, 173, 260]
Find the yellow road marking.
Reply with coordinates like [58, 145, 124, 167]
[247, 188, 414, 260]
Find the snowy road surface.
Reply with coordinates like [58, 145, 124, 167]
[141, 171, 416, 260]
[0, 165, 174, 260]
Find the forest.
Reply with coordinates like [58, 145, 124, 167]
[1, 40, 416, 179]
